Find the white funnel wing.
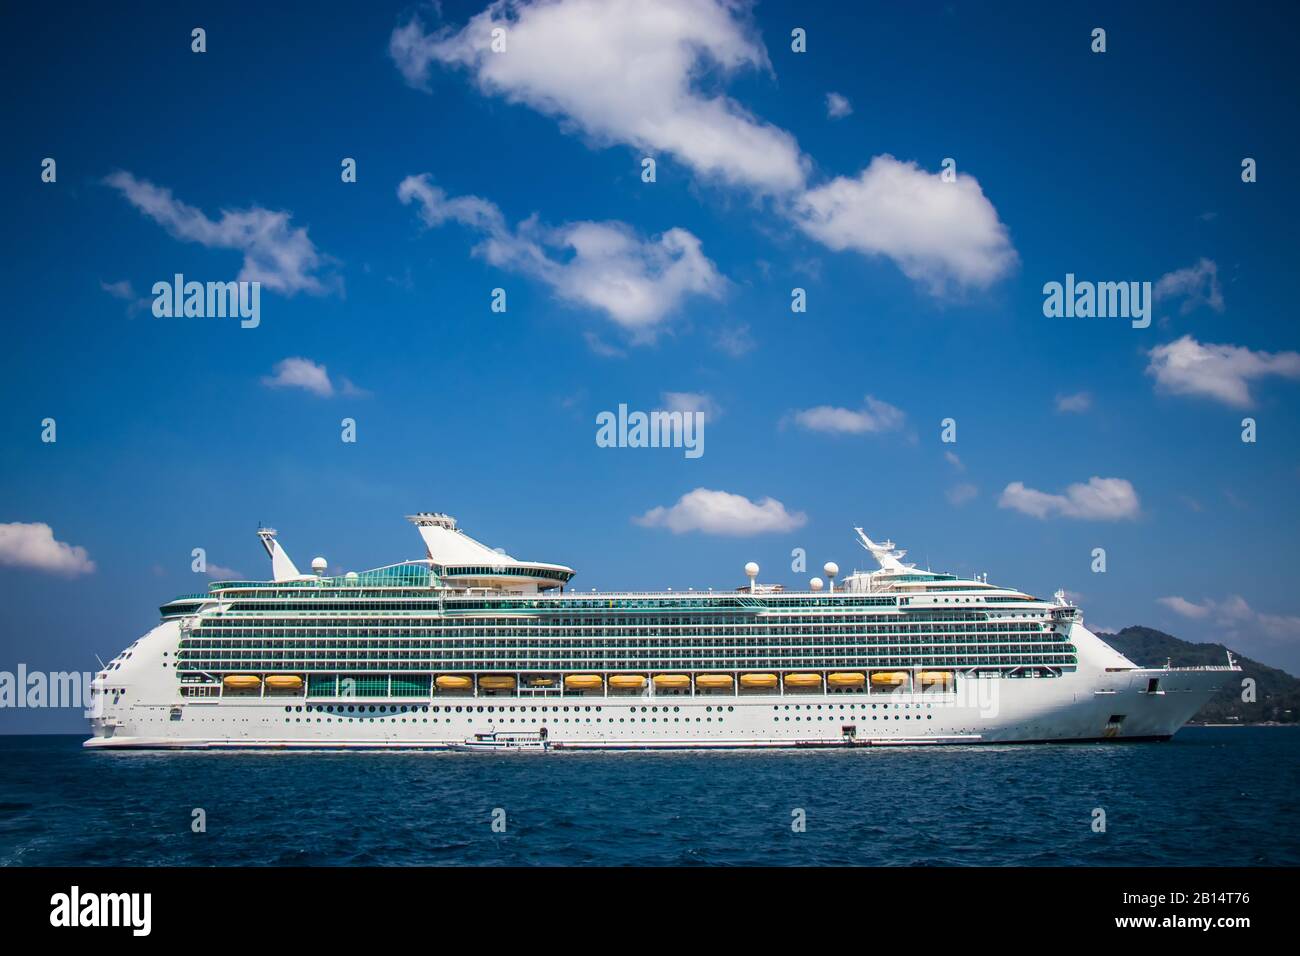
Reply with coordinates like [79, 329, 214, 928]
[854, 527, 908, 572]
[257, 529, 303, 582]
[407, 513, 517, 566]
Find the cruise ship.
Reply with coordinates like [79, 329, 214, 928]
[85, 513, 1238, 749]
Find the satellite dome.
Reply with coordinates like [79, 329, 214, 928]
[744, 561, 759, 577]
[809, 577, 824, 591]
[345, 571, 359, 581]
[311, 557, 328, 573]
[824, 561, 839, 577]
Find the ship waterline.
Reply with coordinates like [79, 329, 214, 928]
[85, 514, 1238, 750]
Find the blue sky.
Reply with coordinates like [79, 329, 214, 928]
[3, 1, 1299, 731]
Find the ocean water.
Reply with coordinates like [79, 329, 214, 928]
[0, 728, 1295, 866]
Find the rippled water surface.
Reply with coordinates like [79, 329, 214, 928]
[0, 728, 1296, 866]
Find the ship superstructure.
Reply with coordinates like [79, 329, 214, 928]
[85, 514, 1237, 749]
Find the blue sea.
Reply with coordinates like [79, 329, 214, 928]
[0, 728, 1296, 866]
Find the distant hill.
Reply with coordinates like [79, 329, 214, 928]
[1097, 626, 1299, 724]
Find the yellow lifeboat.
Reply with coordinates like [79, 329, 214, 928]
[919, 671, 954, 685]
[478, 675, 516, 690]
[264, 675, 302, 690]
[609, 675, 647, 689]
[827, 672, 865, 688]
[527, 677, 556, 687]
[871, 671, 909, 687]
[435, 675, 473, 690]
[564, 674, 604, 690]
[223, 675, 261, 689]
[694, 674, 734, 689]
[783, 673, 823, 688]
[739, 673, 778, 688]
[653, 674, 691, 689]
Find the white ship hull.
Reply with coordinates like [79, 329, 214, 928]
[84, 518, 1240, 751]
[85, 620, 1233, 750]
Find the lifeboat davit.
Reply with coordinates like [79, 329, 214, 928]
[264, 675, 302, 689]
[739, 673, 778, 688]
[653, 674, 690, 689]
[436, 675, 473, 690]
[694, 674, 734, 689]
[783, 673, 823, 688]
[609, 675, 647, 689]
[564, 674, 604, 690]
[827, 672, 865, 687]
[222, 675, 261, 689]
[478, 675, 516, 690]
[871, 671, 909, 687]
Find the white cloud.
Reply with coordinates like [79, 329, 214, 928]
[1146, 335, 1300, 408]
[1055, 391, 1092, 413]
[946, 483, 978, 506]
[583, 331, 626, 358]
[261, 357, 363, 398]
[391, 0, 806, 194]
[100, 279, 135, 300]
[390, 4, 1018, 298]
[825, 92, 852, 119]
[998, 477, 1140, 521]
[99, 279, 148, 315]
[399, 174, 724, 334]
[0, 522, 95, 575]
[714, 322, 756, 357]
[944, 450, 964, 471]
[1158, 594, 1300, 643]
[660, 391, 720, 418]
[786, 395, 905, 435]
[634, 488, 806, 536]
[1154, 258, 1224, 314]
[205, 563, 245, 580]
[793, 155, 1017, 294]
[1157, 596, 1212, 619]
[104, 171, 338, 296]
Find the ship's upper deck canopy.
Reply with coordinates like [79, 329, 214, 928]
[234, 514, 575, 594]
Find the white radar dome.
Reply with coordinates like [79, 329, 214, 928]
[824, 562, 839, 577]
[311, 557, 328, 573]
[809, 577, 824, 591]
[744, 561, 759, 577]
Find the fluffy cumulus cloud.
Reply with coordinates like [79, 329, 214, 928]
[1157, 596, 1212, 619]
[793, 156, 1018, 294]
[634, 488, 806, 536]
[0, 522, 95, 575]
[399, 174, 723, 334]
[825, 91, 852, 119]
[391, 0, 806, 193]
[390, 3, 1018, 297]
[660, 391, 720, 418]
[1158, 594, 1300, 643]
[1154, 258, 1224, 314]
[1146, 335, 1300, 408]
[1055, 391, 1092, 413]
[261, 357, 365, 398]
[998, 477, 1140, 521]
[104, 171, 338, 295]
[785, 395, 905, 435]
